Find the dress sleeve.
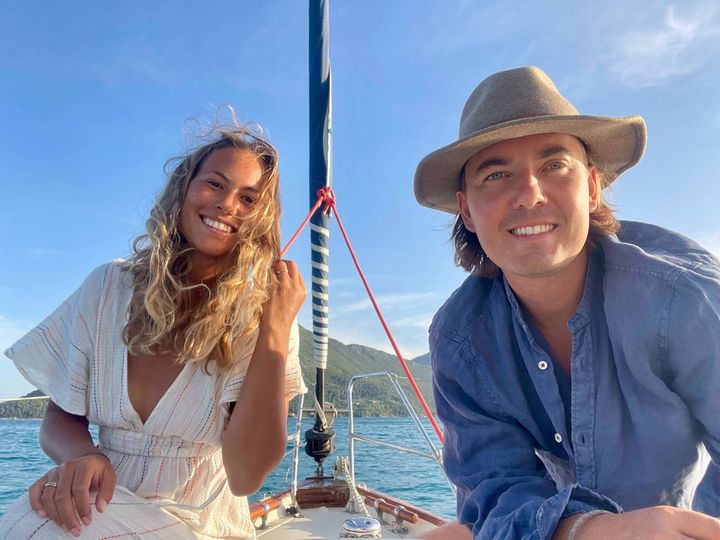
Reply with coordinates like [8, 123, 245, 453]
[220, 319, 307, 404]
[283, 319, 307, 400]
[4, 264, 108, 417]
[431, 331, 619, 540]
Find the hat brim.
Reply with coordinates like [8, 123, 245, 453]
[414, 114, 647, 214]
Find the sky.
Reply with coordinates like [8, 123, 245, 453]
[1, 0, 719, 398]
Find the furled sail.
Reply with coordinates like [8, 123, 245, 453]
[305, 0, 335, 473]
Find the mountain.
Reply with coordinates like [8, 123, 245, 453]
[296, 326, 435, 417]
[0, 327, 435, 419]
[411, 352, 431, 366]
[0, 397, 48, 418]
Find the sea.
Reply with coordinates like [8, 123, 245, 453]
[0, 416, 455, 519]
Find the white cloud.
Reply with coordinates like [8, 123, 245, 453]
[334, 292, 437, 316]
[321, 297, 436, 360]
[328, 323, 430, 360]
[390, 314, 435, 329]
[603, 4, 720, 88]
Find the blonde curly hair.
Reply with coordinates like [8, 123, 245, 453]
[122, 124, 280, 371]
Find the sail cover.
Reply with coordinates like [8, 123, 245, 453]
[309, 0, 331, 403]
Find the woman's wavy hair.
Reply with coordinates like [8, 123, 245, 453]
[452, 149, 620, 277]
[122, 123, 280, 372]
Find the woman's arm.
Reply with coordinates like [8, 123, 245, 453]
[40, 400, 97, 463]
[29, 401, 117, 537]
[221, 259, 306, 496]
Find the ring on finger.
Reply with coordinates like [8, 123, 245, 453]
[275, 269, 287, 274]
[43, 481, 58, 489]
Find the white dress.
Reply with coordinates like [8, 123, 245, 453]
[0, 261, 306, 539]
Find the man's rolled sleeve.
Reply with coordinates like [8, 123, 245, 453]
[666, 271, 720, 515]
[432, 330, 619, 539]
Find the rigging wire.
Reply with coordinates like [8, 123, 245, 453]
[279, 187, 445, 445]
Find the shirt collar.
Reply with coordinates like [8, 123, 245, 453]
[499, 248, 602, 333]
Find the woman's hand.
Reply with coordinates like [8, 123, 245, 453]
[28, 452, 116, 537]
[261, 260, 307, 334]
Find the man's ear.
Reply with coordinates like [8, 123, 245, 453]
[588, 167, 600, 213]
[457, 191, 476, 233]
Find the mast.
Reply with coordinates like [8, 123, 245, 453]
[305, 0, 335, 475]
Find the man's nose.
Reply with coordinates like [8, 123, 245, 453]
[512, 170, 546, 209]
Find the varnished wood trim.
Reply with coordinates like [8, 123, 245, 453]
[357, 486, 449, 527]
[249, 489, 290, 520]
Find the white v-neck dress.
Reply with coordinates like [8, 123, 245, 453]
[1, 261, 306, 539]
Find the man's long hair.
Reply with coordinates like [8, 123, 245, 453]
[122, 125, 280, 371]
[452, 163, 620, 277]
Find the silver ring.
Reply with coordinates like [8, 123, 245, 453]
[43, 481, 58, 489]
[275, 269, 287, 274]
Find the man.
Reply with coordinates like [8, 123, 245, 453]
[414, 67, 720, 539]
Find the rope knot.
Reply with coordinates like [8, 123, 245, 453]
[316, 186, 336, 214]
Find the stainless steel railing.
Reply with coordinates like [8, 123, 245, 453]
[347, 371, 456, 496]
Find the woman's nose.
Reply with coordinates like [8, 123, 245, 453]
[215, 191, 240, 215]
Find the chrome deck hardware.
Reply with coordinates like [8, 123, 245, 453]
[341, 517, 382, 538]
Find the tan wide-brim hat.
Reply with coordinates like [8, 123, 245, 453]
[414, 66, 647, 213]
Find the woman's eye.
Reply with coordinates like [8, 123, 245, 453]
[207, 180, 221, 188]
[240, 195, 256, 206]
[485, 171, 504, 182]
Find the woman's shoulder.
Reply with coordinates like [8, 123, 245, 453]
[81, 258, 126, 281]
[67, 259, 133, 310]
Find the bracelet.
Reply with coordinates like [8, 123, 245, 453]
[567, 510, 611, 540]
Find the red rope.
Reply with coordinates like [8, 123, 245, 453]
[324, 191, 444, 444]
[279, 188, 333, 258]
[279, 186, 444, 445]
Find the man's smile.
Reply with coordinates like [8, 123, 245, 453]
[509, 224, 557, 236]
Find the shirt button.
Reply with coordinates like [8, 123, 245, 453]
[538, 360, 548, 370]
[554, 433, 563, 443]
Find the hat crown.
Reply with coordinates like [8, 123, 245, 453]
[459, 66, 579, 138]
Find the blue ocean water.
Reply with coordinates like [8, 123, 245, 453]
[0, 417, 455, 519]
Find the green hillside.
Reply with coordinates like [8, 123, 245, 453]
[0, 397, 48, 418]
[296, 326, 435, 417]
[0, 326, 435, 419]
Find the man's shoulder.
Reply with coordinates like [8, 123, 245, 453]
[601, 221, 720, 281]
[430, 274, 495, 343]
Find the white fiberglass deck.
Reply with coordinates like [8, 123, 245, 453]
[256, 505, 435, 539]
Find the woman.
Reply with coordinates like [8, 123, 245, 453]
[0, 124, 306, 538]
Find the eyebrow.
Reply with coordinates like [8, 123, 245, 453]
[473, 157, 509, 174]
[213, 170, 260, 193]
[537, 145, 574, 159]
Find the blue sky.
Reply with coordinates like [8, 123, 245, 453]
[1, 0, 719, 398]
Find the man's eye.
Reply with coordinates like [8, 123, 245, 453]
[546, 161, 567, 171]
[485, 171, 504, 181]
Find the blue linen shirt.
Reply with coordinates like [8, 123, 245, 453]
[430, 221, 720, 539]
